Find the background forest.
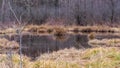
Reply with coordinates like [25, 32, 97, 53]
[0, 0, 120, 26]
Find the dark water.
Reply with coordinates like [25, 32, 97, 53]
[1, 33, 120, 60]
[12, 34, 90, 60]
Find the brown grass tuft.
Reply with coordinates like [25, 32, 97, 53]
[89, 38, 120, 47]
[0, 38, 19, 49]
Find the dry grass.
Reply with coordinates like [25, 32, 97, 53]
[37, 47, 120, 68]
[81, 47, 120, 68]
[53, 26, 67, 36]
[27, 25, 120, 34]
[68, 25, 120, 33]
[0, 28, 16, 34]
[0, 47, 120, 68]
[0, 54, 31, 68]
[0, 25, 119, 35]
[0, 38, 19, 49]
[89, 38, 120, 47]
[32, 60, 80, 68]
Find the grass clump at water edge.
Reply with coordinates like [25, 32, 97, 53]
[0, 47, 120, 68]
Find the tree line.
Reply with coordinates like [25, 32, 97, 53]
[0, 0, 120, 26]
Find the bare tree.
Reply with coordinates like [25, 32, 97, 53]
[8, 1, 28, 68]
[109, 0, 115, 23]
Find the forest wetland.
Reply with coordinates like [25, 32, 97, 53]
[0, 0, 120, 68]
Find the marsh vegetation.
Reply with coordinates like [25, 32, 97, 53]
[0, 25, 120, 68]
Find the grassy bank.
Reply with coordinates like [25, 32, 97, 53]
[0, 38, 19, 49]
[0, 25, 120, 35]
[89, 38, 120, 47]
[0, 47, 120, 68]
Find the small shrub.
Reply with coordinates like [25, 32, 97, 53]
[88, 33, 95, 40]
[47, 28, 54, 33]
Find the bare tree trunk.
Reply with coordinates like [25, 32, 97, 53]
[8, 1, 25, 68]
[19, 30, 23, 68]
[110, 0, 115, 24]
[1, 0, 5, 23]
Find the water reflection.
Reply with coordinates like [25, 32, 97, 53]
[1, 33, 120, 60]
[52, 33, 69, 41]
[16, 34, 90, 59]
[75, 35, 91, 49]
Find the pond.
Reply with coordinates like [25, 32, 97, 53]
[1, 33, 120, 60]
